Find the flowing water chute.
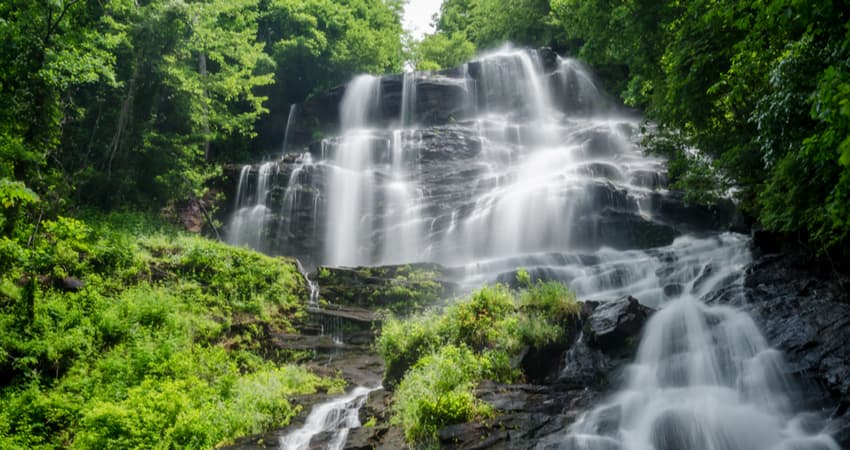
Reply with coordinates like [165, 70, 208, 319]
[401, 71, 417, 127]
[282, 103, 298, 153]
[280, 386, 379, 450]
[225, 47, 840, 449]
[228, 161, 277, 251]
[324, 75, 382, 266]
[560, 235, 839, 450]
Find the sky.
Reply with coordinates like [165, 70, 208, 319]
[403, 0, 444, 39]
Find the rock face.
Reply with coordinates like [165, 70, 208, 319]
[709, 250, 850, 448]
[315, 263, 459, 313]
[263, 49, 562, 152]
[218, 48, 743, 269]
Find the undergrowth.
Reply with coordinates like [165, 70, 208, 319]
[0, 212, 341, 449]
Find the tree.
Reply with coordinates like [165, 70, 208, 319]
[409, 32, 476, 71]
[430, 0, 555, 51]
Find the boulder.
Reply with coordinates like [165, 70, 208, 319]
[586, 296, 653, 354]
[435, 382, 599, 450]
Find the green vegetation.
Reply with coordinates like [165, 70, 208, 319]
[1, 0, 404, 215]
[376, 279, 580, 443]
[0, 212, 342, 448]
[407, 0, 556, 70]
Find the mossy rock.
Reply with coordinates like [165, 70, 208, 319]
[314, 263, 458, 315]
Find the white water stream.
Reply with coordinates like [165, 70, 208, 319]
[279, 386, 379, 450]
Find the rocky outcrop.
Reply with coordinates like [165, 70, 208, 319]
[315, 263, 459, 314]
[261, 48, 563, 153]
[585, 296, 653, 354]
[283, 74, 475, 151]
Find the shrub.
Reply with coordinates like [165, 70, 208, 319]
[392, 345, 493, 442]
[377, 280, 580, 443]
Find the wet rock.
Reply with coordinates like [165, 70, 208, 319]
[315, 263, 458, 314]
[643, 191, 741, 233]
[662, 284, 683, 298]
[650, 411, 708, 450]
[559, 337, 618, 389]
[586, 296, 653, 354]
[572, 211, 680, 251]
[435, 382, 600, 450]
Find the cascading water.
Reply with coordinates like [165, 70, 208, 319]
[401, 71, 417, 127]
[282, 104, 298, 153]
[228, 161, 277, 251]
[324, 75, 381, 266]
[559, 235, 839, 450]
[228, 46, 840, 449]
[380, 129, 423, 264]
[280, 386, 379, 450]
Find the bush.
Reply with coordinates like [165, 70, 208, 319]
[377, 280, 580, 443]
[392, 345, 493, 442]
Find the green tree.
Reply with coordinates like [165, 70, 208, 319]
[0, 0, 119, 211]
[434, 0, 555, 50]
[409, 32, 476, 71]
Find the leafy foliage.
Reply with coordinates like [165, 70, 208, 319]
[1, 0, 405, 212]
[376, 281, 580, 443]
[408, 32, 476, 71]
[392, 345, 495, 442]
[0, 212, 341, 448]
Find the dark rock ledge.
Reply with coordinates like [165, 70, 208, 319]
[348, 296, 653, 450]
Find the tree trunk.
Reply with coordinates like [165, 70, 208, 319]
[107, 62, 139, 180]
[199, 51, 211, 161]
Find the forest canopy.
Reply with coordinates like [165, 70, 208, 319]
[2, 0, 849, 259]
[0, 0, 404, 215]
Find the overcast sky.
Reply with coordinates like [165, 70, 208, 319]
[403, 0, 443, 39]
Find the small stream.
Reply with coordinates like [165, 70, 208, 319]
[280, 386, 380, 450]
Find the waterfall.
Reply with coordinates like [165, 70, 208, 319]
[324, 75, 381, 266]
[227, 161, 277, 251]
[556, 57, 606, 115]
[560, 236, 839, 450]
[401, 71, 417, 127]
[477, 47, 551, 121]
[380, 129, 423, 264]
[228, 46, 840, 449]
